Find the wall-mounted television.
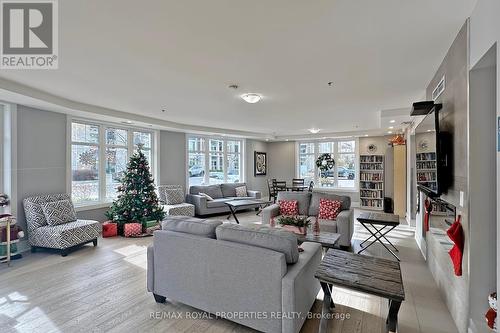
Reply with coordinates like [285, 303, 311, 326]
[414, 104, 451, 197]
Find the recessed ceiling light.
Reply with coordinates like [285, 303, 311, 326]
[388, 131, 393, 134]
[427, 129, 432, 132]
[389, 120, 396, 123]
[286, 139, 289, 141]
[125, 120, 132, 124]
[364, 134, 369, 137]
[265, 138, 269, 141]
[388, 126, 394, 129]
[309, 128, 321, 134]
[241, 93, 261, 104]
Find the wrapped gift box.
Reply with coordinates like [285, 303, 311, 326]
[123, 223, 142, 237]
[102, 221, 118, 238]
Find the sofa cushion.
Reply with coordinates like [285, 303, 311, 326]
[220, 183, 246, 197]
[162, 216, 222, 238]
[276, 192, 311, 216]
[40, 199, 77, 226]
[190, 185, 224, 199]
[29, 219, 101, 249]
[318, 198, 342, 220]
[216, 224, 299, 264]
[206, 198, 232, 208]
[316, 218, 338, 233]
[309, 192, 351, 216]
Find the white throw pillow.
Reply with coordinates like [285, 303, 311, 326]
[199, 192, 214, 201]
[235, 186, 248, 197]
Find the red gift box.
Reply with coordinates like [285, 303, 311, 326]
[123, 223, 142, 237]
[102, 221, 118, 238]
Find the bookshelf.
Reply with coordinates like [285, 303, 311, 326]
[416, 152, 437, 193]
[359, 155, 384, 210]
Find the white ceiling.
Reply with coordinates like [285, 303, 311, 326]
[0, 0, 476, 138]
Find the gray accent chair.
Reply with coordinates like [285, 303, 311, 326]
[148, 218, 321, 333]
[23, 193, 101, 256]
[261, 191, 354, 248]
[186, 183, 261, 216]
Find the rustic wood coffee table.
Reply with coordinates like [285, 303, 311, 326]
[315, 250, 405, 333]
[296, 232, 341, 249]
[357, 212, 400, 261]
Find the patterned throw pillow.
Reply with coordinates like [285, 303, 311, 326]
[278, 200, 299, 216]
[199, 192, 214, 201]
[40, 199, 78, 226]
[235, 186, 247, 197]
[165, 188, 184, 205]
[318, 198, 342, 220]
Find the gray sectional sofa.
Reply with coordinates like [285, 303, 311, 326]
[147, 216, 321, 333]
[261, 191, 354, 248]
[186, 183, 262, 216]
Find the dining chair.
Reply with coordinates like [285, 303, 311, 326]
[267, 178, 277, 202]
[292, 178, 305, 191]
[273, 180, 287, 197]
[308, 181, 314, 192]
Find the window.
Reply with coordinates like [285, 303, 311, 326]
[297, 139, 357, 189]
[187, 135, 244, 187]
[71, 121, 155, 205]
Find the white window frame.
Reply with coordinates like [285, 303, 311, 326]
[296, 138, 359, 191]
[68, 117, 157, 209]
[186, 134, 245, 188]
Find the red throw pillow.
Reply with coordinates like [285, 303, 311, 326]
[278, 200, 299, 216]
[318, 199, 342, 220]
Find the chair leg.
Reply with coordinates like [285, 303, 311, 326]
[92, 239, 98, 247]
[153, 293, 166, 303]
[31, 246, 37, 253]
[61, 249, 68, 257]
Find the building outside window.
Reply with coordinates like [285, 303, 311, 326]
[71, 121, 154, 205]
[187, 135, 244, 187]
[297, 139, 357, 189]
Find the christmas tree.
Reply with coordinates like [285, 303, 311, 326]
[106, 146, 164, 226]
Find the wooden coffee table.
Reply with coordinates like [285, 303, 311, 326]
[315, 250, 405, 333]
[357, 212, 400, 261]
[296, 232, 341, 249]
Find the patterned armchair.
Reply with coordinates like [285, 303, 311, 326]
[157, 185, 195, 217]
[23, 193, 101, 256]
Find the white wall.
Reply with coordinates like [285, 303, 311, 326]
[470, 4, 500, 333]
[158, 130, 186, 191]
[268, 141, 296, 182]
[16, 106, 67, 231]
[245, 139, 269, 196]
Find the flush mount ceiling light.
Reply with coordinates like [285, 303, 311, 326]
[241, 93, 262, 104]
[389, 119, 396, 123]
[308, 128, 321, 134]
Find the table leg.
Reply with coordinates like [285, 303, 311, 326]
[359, 225, 388, 247]
[386, 299, 401, 333]
[358, 223, 400, 261]
[319, 282, 334, 333]
[227, 205, 240, 224]
[256, 203, 270, 216]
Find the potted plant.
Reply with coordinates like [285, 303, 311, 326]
[277, 215, 311, 235]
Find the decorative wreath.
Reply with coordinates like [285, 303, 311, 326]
[316, 153, 335, 172]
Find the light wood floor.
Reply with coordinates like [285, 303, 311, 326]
[0, 210, 459, 333]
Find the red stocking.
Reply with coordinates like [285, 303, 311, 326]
[446, 215, 464, 276]
[424, 199, 432, 232]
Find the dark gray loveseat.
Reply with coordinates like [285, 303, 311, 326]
[186, 183, 262, 216]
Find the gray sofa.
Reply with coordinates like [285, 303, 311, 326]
[261, 191, 354, 248]
[147, 217, 321, 333]
[186, 183, 262, 216]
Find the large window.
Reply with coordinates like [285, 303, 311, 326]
[297, 139, 357, 189]
[71, 121, 154, 205]
[187, 136, 244, 187]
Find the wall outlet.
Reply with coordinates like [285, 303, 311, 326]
[459, 191, 464, 207]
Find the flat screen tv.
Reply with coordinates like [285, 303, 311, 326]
[414, 106, 450, 197]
